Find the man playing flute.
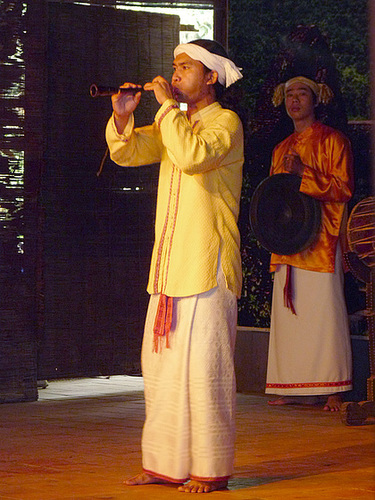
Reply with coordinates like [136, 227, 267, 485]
[105, 39, 244, 493]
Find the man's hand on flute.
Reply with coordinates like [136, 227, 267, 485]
[144, 76, 173, 105]
[111, 83, 142, 134]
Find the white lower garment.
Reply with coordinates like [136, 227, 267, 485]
[266, 250, 352, 396]
[141, 265, 238, 482]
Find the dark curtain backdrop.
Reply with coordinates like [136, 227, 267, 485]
[0, 0, 37, 403]
[36, 3, 179, 379]
[0, 0, 179, 401]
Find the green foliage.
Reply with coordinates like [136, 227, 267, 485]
[229, 0, 370, 119]
[237, 169, 273, 327]
[238, 246, 272, 327]
[341, 66, 371, 121]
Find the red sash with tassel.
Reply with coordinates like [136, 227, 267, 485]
[283, 265, 296, 315]
[153, 294, 173, 353]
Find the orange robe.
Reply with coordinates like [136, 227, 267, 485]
[269, 121, 354, 273]
[266, 122, 354, 396]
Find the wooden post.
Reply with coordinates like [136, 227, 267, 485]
[214, 0, 228, 50]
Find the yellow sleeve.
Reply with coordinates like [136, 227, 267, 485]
[105, 112, 163, 167]
[155, 100, 243, 176]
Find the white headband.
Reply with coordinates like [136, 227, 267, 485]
[174, 43, 243, 88]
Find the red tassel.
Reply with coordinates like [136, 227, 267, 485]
[153, 294, 173, 352]
[283, 265, 297, 315]
[164, 296, 173, 348]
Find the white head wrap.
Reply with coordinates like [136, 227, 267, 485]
[174, 43, 243, 88]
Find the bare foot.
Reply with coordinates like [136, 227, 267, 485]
[178, 480, 228, 493]
[124, 471, 170, 486]
[268, 396, 320, 406]
[323, 394, 342, 412]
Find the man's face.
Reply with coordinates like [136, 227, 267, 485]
[171, 53, 213, 105]
[285, 82, 316, 122]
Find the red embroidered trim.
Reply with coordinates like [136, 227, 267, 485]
[266, 380, 352, 389]
[190, 474, 231, 482]
[143, 468, 189, 484]
[152, 167, 181, 352]
[157, 104, 180, 128]
[163, 169, 181, 288]
[154, 167, 176, 293]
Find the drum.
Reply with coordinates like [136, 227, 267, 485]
[250, 173, 321, 255]
[347, 196, 375, 269]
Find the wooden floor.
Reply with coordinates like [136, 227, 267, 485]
[0, 376, 374, 499]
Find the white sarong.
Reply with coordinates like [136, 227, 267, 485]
[141, 264, 237, 482]
[266, 250, 352, 396]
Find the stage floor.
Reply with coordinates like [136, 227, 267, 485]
[0, 376, 374, 499]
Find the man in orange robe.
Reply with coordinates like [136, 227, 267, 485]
[265, 76, 354, 411]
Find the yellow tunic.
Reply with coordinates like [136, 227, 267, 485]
[106, 99, 244, 298]
[269, 121, 354, 273]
